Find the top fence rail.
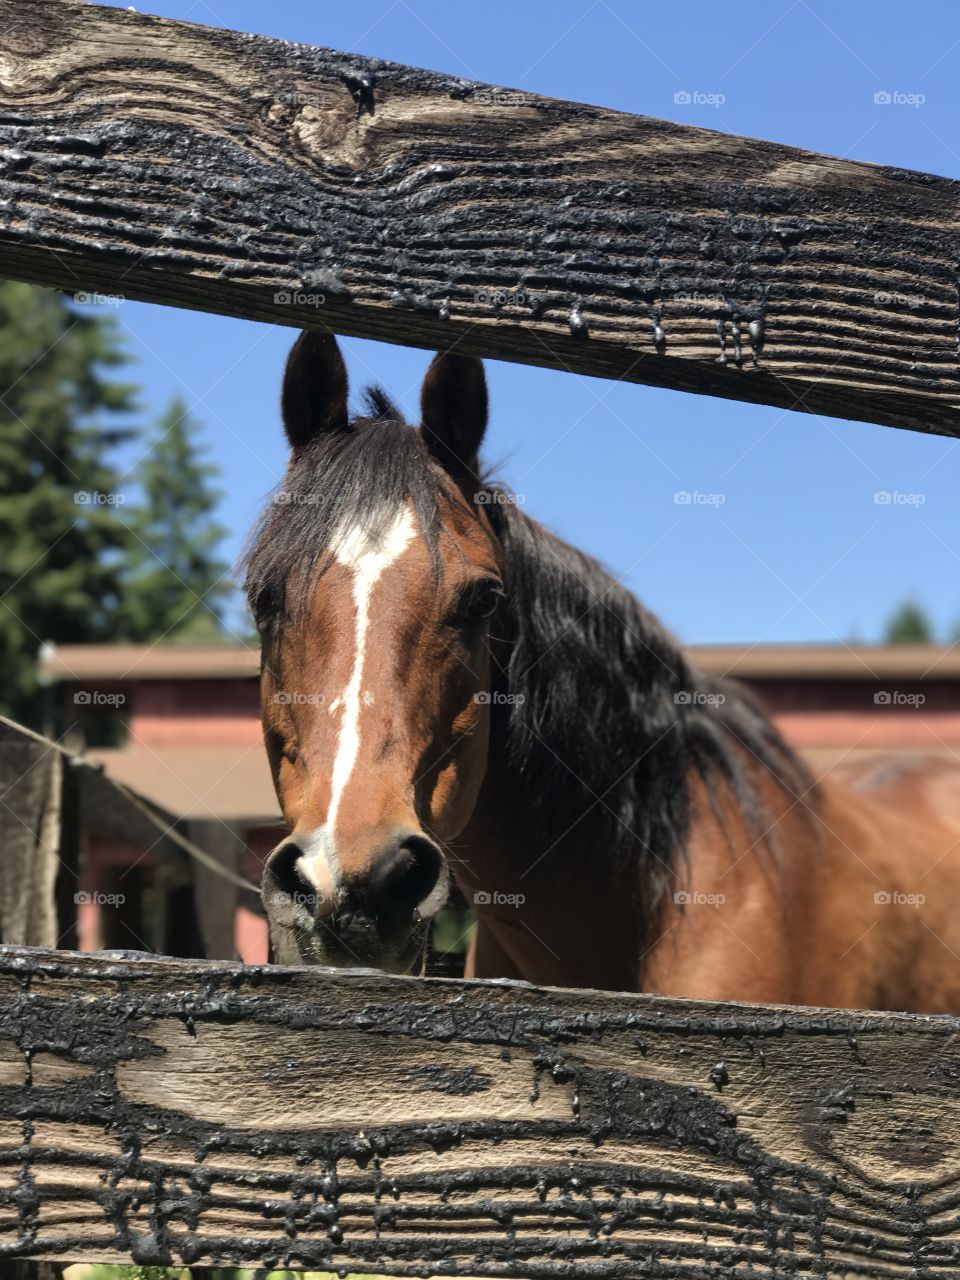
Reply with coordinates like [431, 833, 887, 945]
[1, 0, 959, 434]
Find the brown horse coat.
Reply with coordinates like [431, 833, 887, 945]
[248, 332, 960, 1015]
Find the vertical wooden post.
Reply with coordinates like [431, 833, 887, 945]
[184, 819, 244, 960]
[54, 757, 81, 951]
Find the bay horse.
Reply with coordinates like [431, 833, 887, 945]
[246, 330, 960, 1013]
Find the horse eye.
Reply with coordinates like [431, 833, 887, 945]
[461, 581, 503, 624]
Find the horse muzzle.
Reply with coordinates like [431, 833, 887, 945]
[262, 827, 448, 973]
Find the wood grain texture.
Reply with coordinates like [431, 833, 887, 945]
[0, 947, 959, 1275]
[1, 2, 960, 434]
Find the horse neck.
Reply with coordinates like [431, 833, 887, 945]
[460, 502, 812, 990]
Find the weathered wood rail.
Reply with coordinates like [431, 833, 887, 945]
[0, 946, 958, 1276]
[2, 0, 960, 434]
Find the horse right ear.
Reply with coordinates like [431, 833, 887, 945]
[420, 351, 487, 483]
[281, 331, 349, 449]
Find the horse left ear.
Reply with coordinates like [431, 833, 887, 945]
[281, 330, 349, 450]
[420, 352, 487, 482]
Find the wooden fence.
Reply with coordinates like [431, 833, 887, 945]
[2, 1, 960, 1274]
[2, 0, 960, 435]
[0, 715, 262, 960]
[2, 946, 959, 1276]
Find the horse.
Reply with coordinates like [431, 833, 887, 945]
[245, 330, 960, 1013]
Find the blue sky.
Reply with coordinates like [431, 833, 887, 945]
[93, 0, 960, 645]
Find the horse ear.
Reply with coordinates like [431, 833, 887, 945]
[420, 352, 487, 481]
[281, 331, 349, 448]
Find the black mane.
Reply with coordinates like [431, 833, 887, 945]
[483, 494, 812, 940]
[244, 408, 812, 952]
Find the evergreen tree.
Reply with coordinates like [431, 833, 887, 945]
[0, 281, 136, 724]
[883, 600, 934, 645]
[117, 396, 233, 641]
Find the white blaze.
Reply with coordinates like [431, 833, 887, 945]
[291, 504, 449, 924]
[325, 507, 416, 838]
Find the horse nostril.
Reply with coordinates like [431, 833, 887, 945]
[367, 836, 444, 918]
[266, 841, 321, 913]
